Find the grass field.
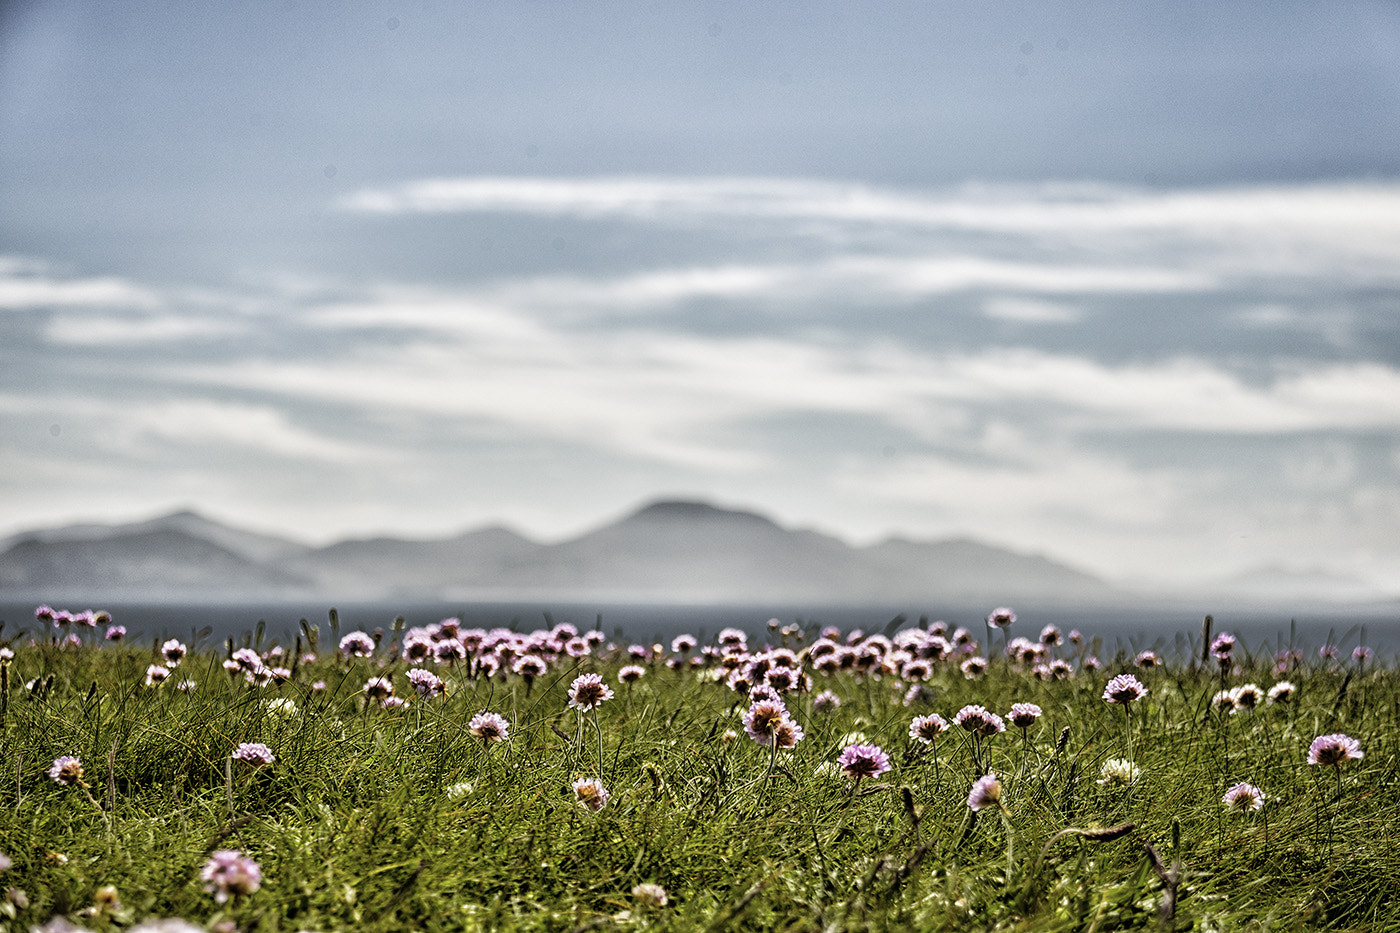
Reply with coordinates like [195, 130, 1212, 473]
[1, 607, 1395, 932]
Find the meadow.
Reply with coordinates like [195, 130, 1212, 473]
[0, 606, 1395, 932]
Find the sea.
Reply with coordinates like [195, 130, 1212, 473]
[3, 598, 1398, 661]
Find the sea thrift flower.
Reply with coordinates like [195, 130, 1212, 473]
[1084, 655, 1101, 672]
[836, 743, 891, 780]
[145, 664, 171, 686]
[743, 700, 790, 746]
[812, 689, 841, 712]
[468, 711, 510, 744]
[1211, 690, 1237, 714]
[1134, 650, 1160, 669]
[231, 648, 263, 671]
[1039, 624, 1062, 646]
[1267, 681, 1295, 704]
[105, 625, 126, 642]
[954, 704, 1006, 738]
[632, 883, 669, 908]
[232, 743, 274, 767]
[48, 755, 85, 787]
[771, 717, 805, 749]
[338, 631, 376, 658]
[986, 607, 1016, 628]
[362, 677, 393, 700]
[1352, 646, 1373, 664]
[1223, 782, 1266, 812]
[572, 777, 610, 811]
[618, 664, 646, 684]
[567, 673, 614, 711]
[200, 850, 261, 903]
[1008, 703, 1042, 729]
[967, 772, 1003, 811]
[1210, 633, 1236, 659]
[1230, 683, 1264, 712]
[380, 696, 407, 710]
[1102, 673, 1148, 706]
[1097, 758, 1140, 787]
[406, 668, 444, 698]
[959, 656, 988, 679]
[909, 714, 948, 744]
[671, 634, 697, 654]
[161, 639, 187, 665]
[1307, 734, 1363, 768]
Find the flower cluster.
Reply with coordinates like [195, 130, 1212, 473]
[200, 850, 261, 903]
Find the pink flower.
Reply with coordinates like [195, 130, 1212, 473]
[742, 700, 790, 747]
[954, 704, 1005, 738]
[1307, 734, 1363, 768]
[1007, 703, 1042, 729]
[469, 711, 510, 744]
[836, 743, 891, 780]
[232, 743, 274, 767]
[986, 607, 1016, 629]
[1102, 673, 1147, 706]
[909, 714, 948, 744]
[200, 850, 261, 903]
[572, 777, 609, 811]
[339, 631, 376, 658]
[48, 755, 85, 787]
[1222, 782, 1265, 812]
[967, 772, 1003, 811]
[567, 673, 614, 711]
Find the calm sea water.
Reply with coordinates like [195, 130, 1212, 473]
[3, 599, 1397, 660]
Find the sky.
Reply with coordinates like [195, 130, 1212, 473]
[3, 0, 1400, 592]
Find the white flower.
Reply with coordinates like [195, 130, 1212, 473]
[1097, 758, 1141, 787]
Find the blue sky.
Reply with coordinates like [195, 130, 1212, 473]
[3, 1, 1400, 591]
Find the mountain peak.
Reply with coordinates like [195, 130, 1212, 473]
[625, 499, 772, 524]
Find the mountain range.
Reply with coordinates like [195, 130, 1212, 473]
[1, 499, 1392, 608]
[0, 499, 1133, 606]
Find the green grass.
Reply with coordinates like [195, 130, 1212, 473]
[1, 618, 1397, 932]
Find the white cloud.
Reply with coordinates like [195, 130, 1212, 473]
[336, 176, 1400, 283]
[981, 297, 1083, 324]
[46, 312, 244, 345]
[2, 393, 387, 464]
[0, 259, 159, 310]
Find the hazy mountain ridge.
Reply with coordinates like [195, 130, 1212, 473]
[0, 499, 1390, 608]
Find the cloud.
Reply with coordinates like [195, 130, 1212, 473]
[336, 176, 1400, 283]
[980, 297, 1083, 324]
[154, 274, 1400, 486]
[45, 312, 245, 345]
[1, 393, 387, 464]
[0, 257, 160, 310]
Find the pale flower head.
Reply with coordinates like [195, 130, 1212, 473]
[1097, 758, 1141, 787]
[200, 850, 261, 903]
[1222, 781, 1265, 812]
[1307, 733, 1363, 768]
[572, 777, 610, 811]
[1102, 673, 1147, 706]
[567, 673, 614, 711]
[967, 772, 1003, 811]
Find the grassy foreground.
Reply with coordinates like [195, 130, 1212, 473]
[0, 609, 1396, 932]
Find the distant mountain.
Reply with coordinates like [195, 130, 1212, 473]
[488, 500, 861, 601]
[286, 526, 541, 599]
[0, 528, 312, 597]
[0, 498, 1134, 605]
[0, 509, 310, 565]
